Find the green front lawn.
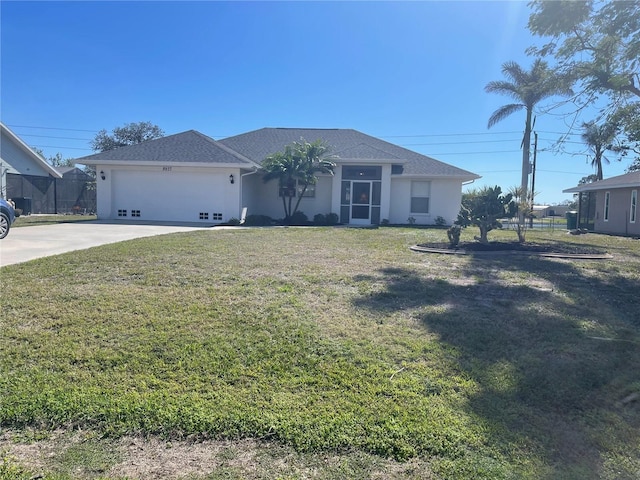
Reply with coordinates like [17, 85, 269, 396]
[1, 227, 639, 479]
[12, 214, 97, 227]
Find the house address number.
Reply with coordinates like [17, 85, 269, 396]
[162, 167, 172, 172]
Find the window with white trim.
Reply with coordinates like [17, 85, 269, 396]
[410, 181, 431, 214]
[604, 191, 610, 221]
[278, 180, 315, 198]
[631, 190, 637, 223]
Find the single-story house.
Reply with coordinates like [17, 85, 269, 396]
[532, 204, 571, 218]
[1, 121, 63, 213]
[563, 171, 639, 236]
[76, 127, 480, 226]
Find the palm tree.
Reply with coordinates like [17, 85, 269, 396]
[580, 121, 619, 180]
[262, 139, 336, 223]
[486, 59, 571, 204]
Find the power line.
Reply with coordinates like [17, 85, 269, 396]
[380, 131, 523, 138]
[402, 139, 522, 146]
[7, 124, 99, 133]
[16, 133, 93, 141]
[29, 144, 93, 151]
[420, 150, 523, 156]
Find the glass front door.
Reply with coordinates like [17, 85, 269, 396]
[350, 181, 371, 224]
[340, 166, 382, 225]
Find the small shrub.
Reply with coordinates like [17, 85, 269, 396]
[14, 208, 22, 218]
[313, 214, 326, 226]
[289, 211, 309, 226]
[407, 216, 416, 225]
[244, 215, 273, 226]
[226, 217, 241, 226]
[325, 213, 339, 226]
[435, 216, 447, 226]
[381, 219, 390, 226]
[447, 225, 462, 247]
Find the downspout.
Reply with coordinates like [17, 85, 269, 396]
[239, 167, 259, 217]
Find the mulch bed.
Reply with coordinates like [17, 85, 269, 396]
[413, 241, 609, 258]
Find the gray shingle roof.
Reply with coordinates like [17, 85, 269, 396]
[219, 128, 479, 180]
[219, 128, 479, 178]
[563, 171, 640, 193]
[74, 127, 480, 179]
[75, 130, 257, 166]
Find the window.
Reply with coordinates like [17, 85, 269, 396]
[212, 213, 223, 221]
[278, 180, 315, 198]
[604, 191, 610, 221]
[118, 209, 127, 217]
[411, 181, 431, 214]
[342, 166, 382, 180]
[199, 212, 209, 220]
[631, 190, 637, 223]
[391, 164, 404, 175]
[131, 210, 141, 217]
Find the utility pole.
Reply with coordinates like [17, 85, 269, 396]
[529, 132, 538, 228]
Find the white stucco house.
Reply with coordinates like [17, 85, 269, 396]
[1, 122, 63, 213]
[76, 127, 479, 226]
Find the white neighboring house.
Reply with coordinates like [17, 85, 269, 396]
[76, 127, 480, 225]
[1, 122, 63, 213]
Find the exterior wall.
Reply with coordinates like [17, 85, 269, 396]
[0, 130, 52, 177]
[93, 164, 467, 226]
[245, 174, 334, 221]
[594, 187, 640, 236]
[388, 177, 462, 225]
[96, 165, 241, 223]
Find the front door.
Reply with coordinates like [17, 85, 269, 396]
[350, 181, 371, 224]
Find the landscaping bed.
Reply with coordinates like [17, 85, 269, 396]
[415, 239, 607, 255]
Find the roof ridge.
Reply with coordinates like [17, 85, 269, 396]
[194, 130, 261, 167]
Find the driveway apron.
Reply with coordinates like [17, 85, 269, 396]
[0, 221, 208, 267]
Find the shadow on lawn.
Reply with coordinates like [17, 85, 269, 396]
[353, 255, 640, 476]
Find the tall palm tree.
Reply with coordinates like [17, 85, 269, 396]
[263, 139, 336, 222]
[486, 59, 571, 203]
[580, 121, 619, 180]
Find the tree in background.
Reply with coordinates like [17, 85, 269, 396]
[47, 152, 76, 168]
[485, 60, 572, 210]
[32, 148, 75, 168]
[528, 0, 640, 167]
[90, 121, 164, 152]
[262, 139, 336, 224]
[580, 120, 621, 180]
[455, 186, 518, 244]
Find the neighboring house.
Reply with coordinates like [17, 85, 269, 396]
[76, 127, 480, 226]
[532, 204, 571, 218]
[564, 171, 640, 236]
[1, 122, 63, 213]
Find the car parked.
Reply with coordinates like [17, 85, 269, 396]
[0, 198, 17, 239]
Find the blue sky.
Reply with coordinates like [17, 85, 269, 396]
[1, 1, 631, 205]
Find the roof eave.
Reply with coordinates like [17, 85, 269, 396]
[1, 122, 63, 178]
[78, 159, 254, 168]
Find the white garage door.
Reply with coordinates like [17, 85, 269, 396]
[111, 169, 236, 223]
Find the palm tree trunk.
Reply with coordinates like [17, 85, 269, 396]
[292, 183, 309, 216]
[594, 148, 604, 180]
[519, 108, 533, 228]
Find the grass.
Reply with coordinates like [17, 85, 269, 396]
[12, 214, 97, 227]
[1, 226, 639, 479]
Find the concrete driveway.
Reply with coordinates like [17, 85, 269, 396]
[0, 221, 210, 267]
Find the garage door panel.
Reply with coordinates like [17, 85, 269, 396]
[112, 170, 232, 222]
